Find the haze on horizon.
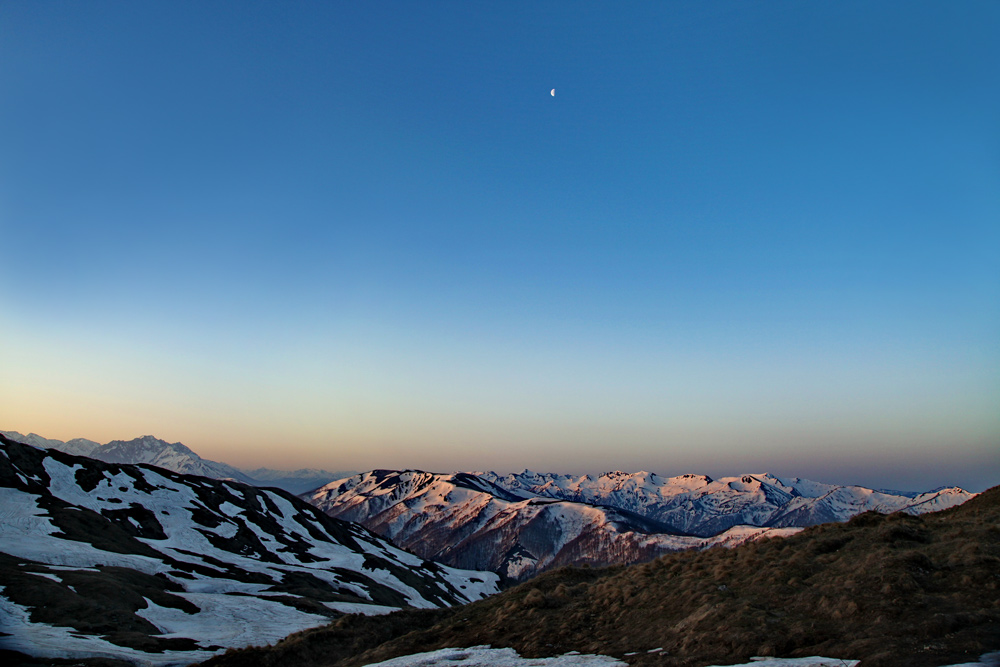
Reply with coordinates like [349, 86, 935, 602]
[1, 2, 998, 494]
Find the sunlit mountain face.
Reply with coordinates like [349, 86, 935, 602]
[306, 468, 973, 581]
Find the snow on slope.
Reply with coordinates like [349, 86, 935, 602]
[362, 646, 627, 666]
[0, 434, 498, 665]
[481, 470, 975, 536]
[360, 646, 867, 667]
[308, 470, 801, 581]
[362, 647, 997, 667]
[358, 647, 1000, 667]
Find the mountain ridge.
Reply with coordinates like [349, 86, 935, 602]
[478, 469, 974, 536]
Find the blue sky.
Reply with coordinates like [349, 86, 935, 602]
[1, 1, 998, 491]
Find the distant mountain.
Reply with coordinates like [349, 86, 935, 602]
[0, 430, 351, 494]
[0, 433, 498, 666]
[244, 467, 355, 495]
[99, 434, 256, 482]
[0, 430, 102, 457]
[2, 431, 257, 484]
[480, 469, 976, 536]
[307, 470, 800, 582]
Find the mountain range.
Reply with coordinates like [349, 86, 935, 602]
[307, 469, 973, 581]
[480, 469, 973, 535]
[307, 469, 804, 582]
[0, 432, 497, 665]
[4, 430, 974, 585]
[1, 431, 352, 495]
[203, 483, 1000, 667]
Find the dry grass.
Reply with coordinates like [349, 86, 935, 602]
[202, 485, 1000, 667]
[0, 650, 137, 667]
[197, 608, 452, 667]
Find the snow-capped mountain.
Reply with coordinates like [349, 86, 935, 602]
[307, 470, 800, 581]
[0, 433, 498, 665]
[97, 434, 257, 483]
[480, 470, 976, 536]
[0, 431, 351, 494]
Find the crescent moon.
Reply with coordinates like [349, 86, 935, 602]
[550, 89, 555, 97]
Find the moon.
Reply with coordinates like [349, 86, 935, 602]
[550, 89, 555, 97]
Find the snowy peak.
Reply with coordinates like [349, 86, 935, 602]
[101, 434, 199, 463]
[94, 435, 254, 484]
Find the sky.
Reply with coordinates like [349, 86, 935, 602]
[1, 1, 998, 492]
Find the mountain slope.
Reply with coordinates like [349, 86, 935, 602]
[0, 433, 498, 666]
[308, 470, 800, 581]
[204, 484, 1000, 667]
[480, 470, 975, 536]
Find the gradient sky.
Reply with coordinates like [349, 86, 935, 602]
[1, 1, 998, 492]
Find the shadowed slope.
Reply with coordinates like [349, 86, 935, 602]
[0, 433, 498, 665]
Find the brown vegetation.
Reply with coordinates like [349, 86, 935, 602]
[201, 485, 1000, 667]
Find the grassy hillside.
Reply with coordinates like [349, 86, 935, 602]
[201, 486, 1000, 667]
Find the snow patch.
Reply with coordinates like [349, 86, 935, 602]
[361, 646, 627, 666]
[704, 659, 859, 667]
[0, 593, 218, 666]
[937, 652, 1000, 667]
[136, 593, 329, 648]
[322, 601, 398, 616]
